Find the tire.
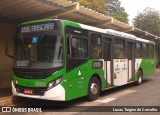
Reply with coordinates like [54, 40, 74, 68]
[87, 77, 100, 101]
[136, 70, 143, 86]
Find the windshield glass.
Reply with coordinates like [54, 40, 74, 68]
[14, 34, 63, 69]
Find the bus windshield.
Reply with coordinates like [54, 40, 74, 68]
[13, 34, 63, 69]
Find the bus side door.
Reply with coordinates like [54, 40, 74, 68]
[113, 38, 128, 86]
[127, 41, 135, 81]
[103, 37, 113, 87]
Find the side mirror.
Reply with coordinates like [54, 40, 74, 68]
[5, 37, 14, 58]
[5, 27, 20, 58]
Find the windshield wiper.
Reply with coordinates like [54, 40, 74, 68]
[38, 34, 48, 44]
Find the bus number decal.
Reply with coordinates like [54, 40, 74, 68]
[16, 60, 29, 67]
[92, 61, 103, 68]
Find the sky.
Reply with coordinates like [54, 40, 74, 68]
[119, 0, 160, 25]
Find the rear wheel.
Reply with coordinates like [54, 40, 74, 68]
[87, 77, 100, 101]
[136, 70, 143, 86]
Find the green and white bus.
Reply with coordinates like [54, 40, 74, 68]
[5, 19, 156, 101]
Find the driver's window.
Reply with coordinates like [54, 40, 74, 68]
[67, 35, 88, 59]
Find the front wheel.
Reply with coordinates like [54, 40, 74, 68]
[87, 77, 100, 101]
[136, 70, 143, 86]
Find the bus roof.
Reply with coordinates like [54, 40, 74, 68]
[21, 19, 153, 44]
[77, 22, 150, 43]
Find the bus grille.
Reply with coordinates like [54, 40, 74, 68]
[15, 85, 46, 96]
[13, 69, 52, 79]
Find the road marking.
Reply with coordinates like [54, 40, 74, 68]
[108, 89, 137, 98]
[40, 90, 136, 112]
[100, 89, 137, 99]
[78, 89, 137, 106]
[94, 98, 116, 103]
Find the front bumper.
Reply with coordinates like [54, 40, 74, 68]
[12, 81, 65, 101]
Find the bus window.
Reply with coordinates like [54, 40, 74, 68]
[114, 38, 126, 58]
[135, 42, 142, 58]
[143, 43, 149, 58]
[71, 36, 88, 58]
[67, 35, 71, 56]
[149, 44, 154, 58]
[103, 38, 112, 61]
[91, 34, 102, 58]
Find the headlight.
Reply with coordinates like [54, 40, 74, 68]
[48, 81, 55, 88]
[48, 77, 63, 90]
[55, 77, 62, 85]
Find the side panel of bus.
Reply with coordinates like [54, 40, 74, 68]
[62, 20, 156, 100]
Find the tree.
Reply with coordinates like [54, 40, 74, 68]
[76, 0, 108, 14]
[75, 0, 128, 23]
[133, 7, 160, 36]
[104, 0, 129, 23]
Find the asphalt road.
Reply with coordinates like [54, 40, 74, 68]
[2, 72, 160, 115]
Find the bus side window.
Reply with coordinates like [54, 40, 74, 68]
[71, 36, 88, 58]
[143, 43, 149, 58]
[135, 42, 142, 58]
[114, 38, 126, 59]
[91, 33, 102, 58]
[149, 44, 154, 58]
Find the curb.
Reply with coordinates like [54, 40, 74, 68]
[0, 96, 12, 106]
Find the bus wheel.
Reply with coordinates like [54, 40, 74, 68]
[136, 70, 143, 86]
[87, 77, 100, 101]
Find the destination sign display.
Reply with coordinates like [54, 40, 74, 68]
[21, 22, 59, 33]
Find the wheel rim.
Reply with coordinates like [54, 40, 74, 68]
[90, 83, 98, 95]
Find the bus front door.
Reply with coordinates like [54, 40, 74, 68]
[127, 42, 135, 81]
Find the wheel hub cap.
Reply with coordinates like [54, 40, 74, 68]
[90, 83, 98, 95]
[139, 76, 142, 83]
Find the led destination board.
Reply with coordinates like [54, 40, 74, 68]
[21, 22, 59, 33]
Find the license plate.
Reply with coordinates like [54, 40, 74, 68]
[24, 89, 33, 94]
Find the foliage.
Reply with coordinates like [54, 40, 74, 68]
[75, 0, 128, 24]
[104, 0, 128, 23]
[76, 0, 108, 14]
[133, 7, 160, 36]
